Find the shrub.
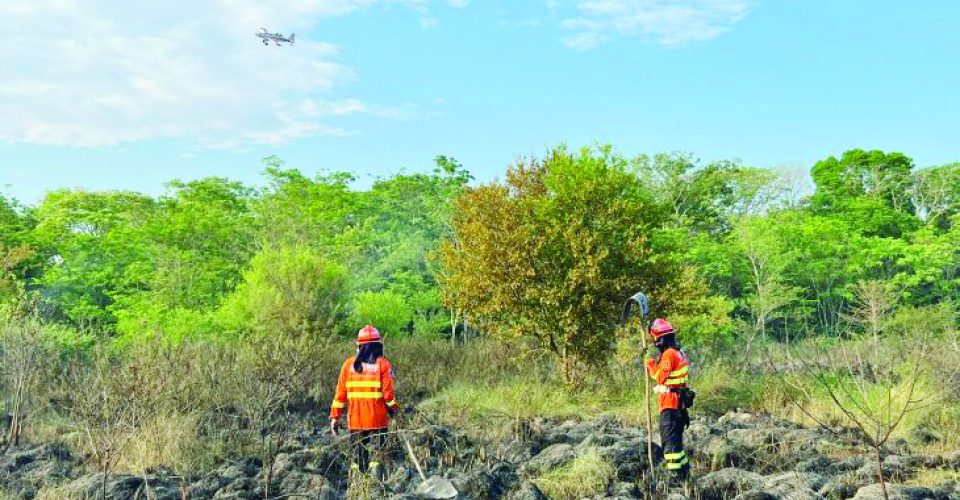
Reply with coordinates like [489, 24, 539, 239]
[113, 412, 200, 474]
[350, 290, 414, 337]
[61, 349, 149, 499]
[0, 314, 67, 448]
[217, 245, 347, 338]
[114, 298, 218, 345]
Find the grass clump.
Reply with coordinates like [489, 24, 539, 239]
[32, 485, 81, 500]
[346, 472, 384, 500]
[907, 468, 960, 487]
[422, 379, 586, 422]
[533, 447, 614, 499]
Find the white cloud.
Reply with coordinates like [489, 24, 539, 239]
[561, 0, 750, 50]
[563, 31, 607, 50]
[0, 0, 447, 148]
[419, 16, 440, 28]
[447, 0, 469, 7]
[298, 98, 415, 119]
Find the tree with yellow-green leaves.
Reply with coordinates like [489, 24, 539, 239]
[439, 145, 713, 383]
[0, 195, 35, 302]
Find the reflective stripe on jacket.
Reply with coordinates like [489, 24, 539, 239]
[330, 356, 398, 430]
[644, 347, 690, 411]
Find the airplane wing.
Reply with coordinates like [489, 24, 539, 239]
[259, 27, 268, 33]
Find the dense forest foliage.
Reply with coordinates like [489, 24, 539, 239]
[1, 146, 958, 357]
[0, 156, 471, 345]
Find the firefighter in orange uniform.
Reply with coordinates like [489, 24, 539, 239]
[644, 318, 693, 480]
[329, 325, 399, 478]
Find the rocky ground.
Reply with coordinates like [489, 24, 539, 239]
[1, 411, 958, 499]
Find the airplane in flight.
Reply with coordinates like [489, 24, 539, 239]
[256, 28, 295, 46]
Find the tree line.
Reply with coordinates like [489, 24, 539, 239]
[1, 147, 958, 362]
[0, 156, 471, 345]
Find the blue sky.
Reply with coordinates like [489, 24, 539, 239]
[2, 0, 959, 203]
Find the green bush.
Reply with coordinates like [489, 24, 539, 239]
[350, 290, 414, 337]
[114, 298, 218, 346]
[217, 246, 347, 337]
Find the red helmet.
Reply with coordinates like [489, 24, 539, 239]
[649, 318, 675, 339]
[356, 325, 382, 345]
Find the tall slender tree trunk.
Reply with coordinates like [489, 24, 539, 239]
[874, 445, 889, 500]
[101, 459, 111, 500]
[264, 435, 279, 500]
[450, 309, 459, 344]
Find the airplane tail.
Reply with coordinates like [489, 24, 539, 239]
[289, 33, 295, 44]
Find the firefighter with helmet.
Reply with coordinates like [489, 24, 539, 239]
[645, 318, 693, 480]
[330, 325, 399, 479]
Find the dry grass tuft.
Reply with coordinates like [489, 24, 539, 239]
[32, 484, 81, 500]
[112, 412, 200, 475]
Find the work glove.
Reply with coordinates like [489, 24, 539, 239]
[329, 418, 340, 435]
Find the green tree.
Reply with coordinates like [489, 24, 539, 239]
[762, 210, 919, 333]
[31, 190, 157, 328]
[774, 212, 856, 332]
[441, 145, 711, 382]
[256, 158, 360, 254]
[892, 224, 960, 304]
[912, 162, 960, 231]
[731, 214, 800, 351]
[346, 157, 472, 337]
[811, 149, 917, 237]
[218, 245, 347, 338]
[0, 196, 36, 301]
[351, 290, 414, 337]
[0, 195, 32, 247]
[633, 153, 779, 234]
[110, 178, 258, 342]
[143, 178, 257, 309]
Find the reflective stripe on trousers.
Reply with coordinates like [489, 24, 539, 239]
[660, 408, 690, 478]
[664, 450, 689, 470]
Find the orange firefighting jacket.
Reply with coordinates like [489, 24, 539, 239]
[644, 347, 690, 411]
[330, 356, 398, 431]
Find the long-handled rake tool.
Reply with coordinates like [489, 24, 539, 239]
[399, 430, 428, 482]
[621, 292, 656, 487]
[328, 422, 430, 490]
